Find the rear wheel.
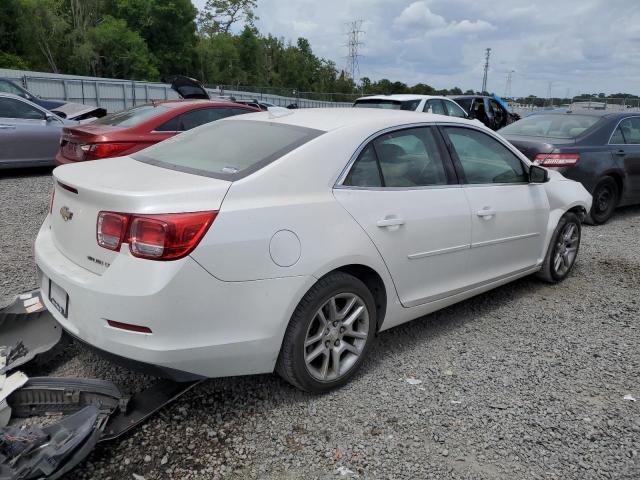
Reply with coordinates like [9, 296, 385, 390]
[537, 212, 581, 283]
[276, 272, 375, 393]
[589, 177, 619, 224]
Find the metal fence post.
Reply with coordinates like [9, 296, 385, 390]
[95, 81, 101, 107]
[122, 83, 127, 109]
[62, 80, 69, 101]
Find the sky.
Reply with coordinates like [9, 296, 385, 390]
[191, 0, 640, 97]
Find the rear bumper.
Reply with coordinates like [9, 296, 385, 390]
[35, 218, 314, 378]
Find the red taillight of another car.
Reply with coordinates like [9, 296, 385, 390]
[534, 153, 580, 167]
[96, 211, 217, 260]
[81, 143, 134, 160]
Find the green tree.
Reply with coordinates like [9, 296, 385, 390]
[198, 0, 257, 36]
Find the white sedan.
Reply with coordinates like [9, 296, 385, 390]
[35, 109, 591, 392]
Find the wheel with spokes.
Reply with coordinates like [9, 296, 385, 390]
[276, 272, 376, 392]
[537, 212, 582, 283]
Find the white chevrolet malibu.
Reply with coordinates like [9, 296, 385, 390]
[35, 108, 591, 392]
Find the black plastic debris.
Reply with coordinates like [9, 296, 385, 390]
[0, 291, 61, 374]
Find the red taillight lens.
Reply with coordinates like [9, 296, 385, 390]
[97, 211, 217, 260]
[534, 153, 580, 167]
[81, 143, 133, 160]
[97, 212, 130, 251]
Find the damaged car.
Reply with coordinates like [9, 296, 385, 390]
[0, 78, 106, 121]
[35, 108, 591, 393]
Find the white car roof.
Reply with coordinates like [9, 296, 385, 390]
[354, 94, 452, 102]
[229, 107, 478, 133]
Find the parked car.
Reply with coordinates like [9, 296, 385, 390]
[0, 78, 106, 121]
[353, 94, 471, 119]
[0, 93, 81, 169]
[500, 110, 640, 224]
[56, 99, 258, 164]
[451, 95, 519, 130]
[36, 109, 590, 392]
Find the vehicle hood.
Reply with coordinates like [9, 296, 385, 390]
[50, 102, 107, 121]
[168, 75, 210, 99]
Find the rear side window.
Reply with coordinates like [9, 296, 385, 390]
[444, 127, 527, 184]
[344, 127, 449, 188]
[425, 100, 446, 115]
[444, 100, 467, 118]
[94, 105, 170, 127]
[612, 117, 640, 144]
[134, 120, 323, 180]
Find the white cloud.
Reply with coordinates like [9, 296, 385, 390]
[191, 0, 640, 97]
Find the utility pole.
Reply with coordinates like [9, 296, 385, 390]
[481, 48, 491, 93]
[345, 20, 365, 83]
[546, 81, 554, 106]
[504, 70, 514, 99]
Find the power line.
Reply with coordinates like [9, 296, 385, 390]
[481, 47, 491, 93]
[345, 20, 364, 82]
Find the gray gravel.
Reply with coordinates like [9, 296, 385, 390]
[1, 169, 639, 479]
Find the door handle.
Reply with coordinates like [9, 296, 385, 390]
[376, 216, 405, 228]
[615, 149, 626, 156]
[0, 125, 15, 130]
[477, 207, 496, 218]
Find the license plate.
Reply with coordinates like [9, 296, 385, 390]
[48, 279, 69, 318]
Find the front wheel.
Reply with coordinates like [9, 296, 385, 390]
[589, 177, 619, 224]
[276, 272, 376, 393]
[537, 212, 582, 283]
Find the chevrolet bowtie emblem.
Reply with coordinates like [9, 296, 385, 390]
[60, 206, 74, 222]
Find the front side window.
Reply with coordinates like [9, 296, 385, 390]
[0, 97, 44, 120]
[134, 120, 323, 179]
[613, 118, 640, 144]
[444, 100, 467, 118]
[444, 127, 528, 184]
[343, 127, 449, 188]
[489, 100, 505, 124]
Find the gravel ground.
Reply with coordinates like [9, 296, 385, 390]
[0, 169, 638, 479]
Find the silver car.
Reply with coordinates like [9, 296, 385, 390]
[0, 93, 78, 169]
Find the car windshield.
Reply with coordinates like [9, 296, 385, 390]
[500, 114, 601, 138]
[353, 99, 421, 111]
[93, 104, 170, 127]
[133, 120, 324, 180]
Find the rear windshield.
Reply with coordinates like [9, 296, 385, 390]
[133, 119, 324, 180]
[93, 104, 170, 127]
[500, 114, 601, 138]
[353, 99, 420, 111]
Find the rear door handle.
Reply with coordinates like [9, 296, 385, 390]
[477, 207, 496, 218]
[376, 216, 405, 228]
[615, 149, 626, 156]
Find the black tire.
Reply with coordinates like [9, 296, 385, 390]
[588, 177, 619, 224]
[276, 272, 376, 393]
[537, 212, 582, 283]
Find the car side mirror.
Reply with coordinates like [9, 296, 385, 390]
[529, 165, 549, 183]
[45, 113, 56, 122]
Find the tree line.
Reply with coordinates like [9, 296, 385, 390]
[0, 0, 635, 101]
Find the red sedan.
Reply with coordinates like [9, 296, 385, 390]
[56, 99, 258, 164]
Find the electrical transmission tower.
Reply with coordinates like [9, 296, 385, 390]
[481, 48, 491, 93]
[504, 70, 514, 99]
[345, 20, 364, 82]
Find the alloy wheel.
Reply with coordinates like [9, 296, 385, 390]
[303, 293, 370, 382]
[553, 222, 580, 276]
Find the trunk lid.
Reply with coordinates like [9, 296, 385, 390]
[50, 157, 231, 274]
[59, 124, 125, 161]
[168, 75, 210, 99]
[501, 134, 575, 161]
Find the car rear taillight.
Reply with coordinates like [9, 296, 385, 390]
[96, 211, 217, 260]
[97, 212, 130, 251]
[81, 143, 133, 160]
[534, 153, 580, 167]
